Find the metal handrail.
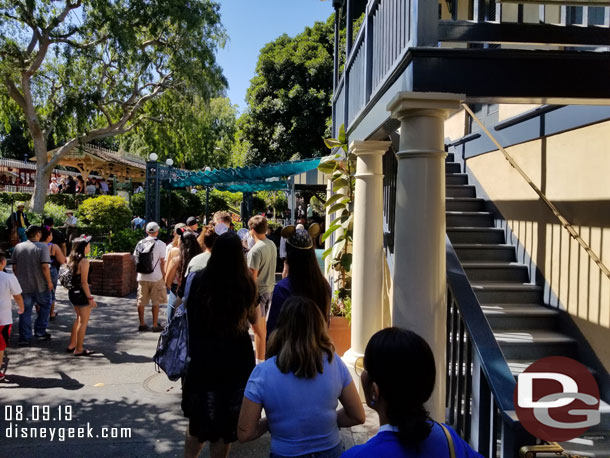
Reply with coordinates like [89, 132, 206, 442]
[446, 237, 518, 421]
[463, 103, 610, 281]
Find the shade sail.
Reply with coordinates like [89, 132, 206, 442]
[215, 180, 289, 193]
[168, 156, 324, 189]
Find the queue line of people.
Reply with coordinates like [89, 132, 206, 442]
[0, 210, 483, 457]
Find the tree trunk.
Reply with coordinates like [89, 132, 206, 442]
[31, 154, 52, 213]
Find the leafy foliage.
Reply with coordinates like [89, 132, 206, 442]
[319, 125, 354, 309]
[0, 0, 227, 211]
[240, 15, 335, 165]
[78, 196, 131, 231]
[108, 228, 144, 253]
[121, 96, 238, 170]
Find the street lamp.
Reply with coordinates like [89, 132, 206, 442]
[165, 158, 174, 167]
[204, 166, 212, 224]
[149, 153, 158, 162]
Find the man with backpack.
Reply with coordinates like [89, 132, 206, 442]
[133, 222, 167, 332]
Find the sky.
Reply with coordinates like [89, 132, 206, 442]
[215, 0, 333, 113]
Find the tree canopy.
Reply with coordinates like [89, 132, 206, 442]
[120, 95, 239, 170]
[240, 15, 335, 165]
[0, 0, 227, 211]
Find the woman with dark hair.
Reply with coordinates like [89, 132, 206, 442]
[40, 226, 66, 320]
[266, 228, 331, 338]
[182, 232, 258, 458]
[186, 224, 218, 274]
[342, 327, 482, 457]
[66, 236, 97, 356]
[164, 230, 202, 321]
[238, 296, 365, 458]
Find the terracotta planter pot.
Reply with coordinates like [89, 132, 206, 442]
[328, 316, 351, 357]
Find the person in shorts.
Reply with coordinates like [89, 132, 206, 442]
[247, 215, 277, 363]
[134, 222, 167, 332]
[0, 251, 25, 381]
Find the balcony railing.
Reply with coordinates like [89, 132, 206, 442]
[333, 0, 610, 136]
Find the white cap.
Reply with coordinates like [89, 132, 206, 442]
[146, 222, 160, 233]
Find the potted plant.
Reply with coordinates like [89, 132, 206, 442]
[318, 125, 354, 356]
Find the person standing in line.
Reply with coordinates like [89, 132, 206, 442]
[238, 296, 365, 457]
[6, 202, 30, 243]
[187, 224, 219, 275]
[43, 217, 66, 256]
[186, 216, 200, 236]
[182, 232, 258, 458]
[164, 230, 202, 321]
[134, 222, 167, 332]
[66, 236, 97, 356]
[0, 250, 25, 381]
[266, 228, 331, 339]
[11, 225, 54, 346]
[341, 328, 484, 458]
[246, 215, 277, 363]
[40, 226, 66, 322]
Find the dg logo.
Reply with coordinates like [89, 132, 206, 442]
[514, 356, 601, 442]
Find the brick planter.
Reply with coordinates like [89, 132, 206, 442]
[88, 253, 136, 297]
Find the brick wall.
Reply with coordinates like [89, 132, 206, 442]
[88, 253, 137, 297]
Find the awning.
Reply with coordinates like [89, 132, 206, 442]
[168, 156, 329, 189]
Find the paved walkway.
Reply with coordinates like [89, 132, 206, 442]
[0, 288, 378, 457]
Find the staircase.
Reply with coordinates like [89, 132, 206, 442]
[445, 152, 610, 456]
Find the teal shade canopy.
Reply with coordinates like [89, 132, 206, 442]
[168, 157, 323, 189]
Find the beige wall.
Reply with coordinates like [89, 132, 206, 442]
[465, 120, 610, 371]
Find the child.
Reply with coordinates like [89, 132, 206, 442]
[0, 250, 25, 381]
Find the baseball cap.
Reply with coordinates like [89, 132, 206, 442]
[186, 216, 198, 226]
[146, 222, 160, 233]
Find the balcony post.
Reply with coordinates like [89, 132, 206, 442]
[342, 140, 390, 398]
[387, 92, 463, 422]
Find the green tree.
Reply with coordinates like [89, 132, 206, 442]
[121, 95, 238, 170]
[240, 15, 335, 165]
[0, 0, 227, 212]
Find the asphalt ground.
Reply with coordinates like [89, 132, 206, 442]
[0, 287, 378, 457]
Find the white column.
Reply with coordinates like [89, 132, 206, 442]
[387, 92, 463, 421]
[343, 140, 390, 395]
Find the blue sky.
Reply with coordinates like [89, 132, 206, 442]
[215, 0, 333, 113]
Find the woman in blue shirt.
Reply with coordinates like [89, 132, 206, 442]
[342, 327, 484, 458]
[238, 296, 365, 457]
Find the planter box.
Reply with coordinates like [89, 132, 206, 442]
[329, 316, 351, 357]
[88, 253, 136, 297]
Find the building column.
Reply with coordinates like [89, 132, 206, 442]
[343, 140, 390, 395]
[387, 92, 463, 421]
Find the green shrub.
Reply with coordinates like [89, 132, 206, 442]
[40, 202, 69, 226]
[109, 228, 143, 253]
[78, 196, 132, 231]
[0, 192, 32, 205]
[47, 193, 87, 209]
[130, 193, 145, 218]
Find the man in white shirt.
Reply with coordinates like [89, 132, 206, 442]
[133, 222, 167, 332]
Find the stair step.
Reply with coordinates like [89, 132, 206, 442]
[446, 211, 494, 228]
[471, 282, 543, 303]
[446, 152, 455, 162]
[446, 173, 469, 185]
[446, 185, 476, 198]
[462, 262, 530, 282]
[560, 429, 610, 458]
[446, 162, 461, 174]
[483, 303, 559, 329]
[495, 329, 577, 359]
[454, 244, 517, 262]
[446, 197, 485, 212]
[447, 227, 506, 244]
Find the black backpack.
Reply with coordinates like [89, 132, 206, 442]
[134, 239, 159, 274]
